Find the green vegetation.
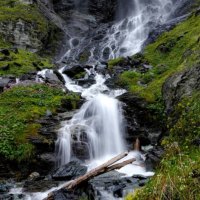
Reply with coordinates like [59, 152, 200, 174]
[0, 0, 55, 76]
[74, 71, 86, 79]
[0, 84, 80, 162]
[0, 0, 49, 33]
[108, 57, 125, 69]
[128, 92, 200, 200]
[0, 48, 53, 76]
[118, 14, 200, 102]
[121, 10, 200, 200]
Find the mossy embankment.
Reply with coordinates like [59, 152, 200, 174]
[0, 83, 80, 163]
[108, 12, 200, 200]
[0, 0, 60, 76]
[117, 13, 200, 103]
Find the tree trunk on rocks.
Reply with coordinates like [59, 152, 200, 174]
[45, 152, 136, 200]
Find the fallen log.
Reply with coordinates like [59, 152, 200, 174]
[67, 157, 136, 190]
[46, 152, 132, 199]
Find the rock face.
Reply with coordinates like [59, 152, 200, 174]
[118, 93, 162, 147]
[52, 0, 117, 23]
[0, 20, 45, 52]
[162, 65, 200, 114]
[52, 161, 87, 181]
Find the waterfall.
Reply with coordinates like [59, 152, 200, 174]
[103, 0, 174, 58]
[56, 69, 126, 166]
[55, 0, 176, 167]
[60, 0, 175, 64]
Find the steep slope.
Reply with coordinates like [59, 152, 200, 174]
[116, 9, 200, 200]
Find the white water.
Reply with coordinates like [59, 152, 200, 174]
[61, 0, 175, 63]
[56, 67, 126, 167]
[8, 1, 179, 199]
[111, 0, 174, 57]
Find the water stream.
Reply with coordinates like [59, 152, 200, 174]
[8, 0, 178, 199]
[60, 0, 175, 64]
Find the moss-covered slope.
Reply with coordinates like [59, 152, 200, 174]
[119, 10, 200, 200]
[0, 0, 57, 76]
[0, 84, 80, 163]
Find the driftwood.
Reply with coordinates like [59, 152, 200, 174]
[46, 152, 136, 200]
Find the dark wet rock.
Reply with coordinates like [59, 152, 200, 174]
[88, 171, 149, 199]
[10, 47, 19, 54]
[62, 65, 85, 78]
[71, 141, 91, 160]
[51, 171, 150, 200]
[145, 146, 164, 171]
[0, 49, 10, 56]
[42, 70, 63, 84]
[0, 193, 25, 200]
[104, 76, 119, 89]
[118, 93, 162, 147]
[0, 184, 9, 194]
[51, 187, 88, 200]
[39, 153, 56, 164]
[192, 138, 200, 147]
[162, 65, 200, 114]
[54, 70, 66, 84]
[24, 180, 60, 193]
[61, 95, 82, 111]
[20, 71, 37, 81]
[0, 77, 15, 92]
[52, 161, 87, 181]
[77, 77, 96, 87]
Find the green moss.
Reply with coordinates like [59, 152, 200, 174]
[108, 57, 125, 69]
[0, 0, 49, 33]
[119, 14, 200, 102]
[0, 49, 53, 76]
[73, 71, 86, 79]
[0, 84, 79, 162]
[122, 12, 200, 200]
[126, 92, 200, 200]
[79, 51, 91, 63]
[0, 0, 55, 76]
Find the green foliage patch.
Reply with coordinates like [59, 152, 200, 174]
[119, 14, 200, 102]
[129, 92, 200, 200]
[0, 84, 79, 162]
[0, 0, 49, 33]
[0, 48, 53, 76]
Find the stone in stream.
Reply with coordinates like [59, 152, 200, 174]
[52, 161, 87, 181]
[62, 65, 85, 78]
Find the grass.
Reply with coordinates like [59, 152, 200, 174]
[108, 57, 125, 69]
[123, 11, 200, 200]
[0, 0, 55, 76]
[0, 0, 49, 33]
[0, 48, 53, 76]
[118, 13, 200, 102]
[128, 93, 200, 200]
[0, 84, 80, 162]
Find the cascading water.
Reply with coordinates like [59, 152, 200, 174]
[56, 68, 126, 167]
[7, 1, 182, 199]
[60, 0, 175, 64]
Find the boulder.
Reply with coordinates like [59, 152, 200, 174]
[52, 161, 87, 181]
[62, 65, 85, 78]
[24, 180, 60, 193]
[118, 92, 162, 147]
[162, 65, 200, 114]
